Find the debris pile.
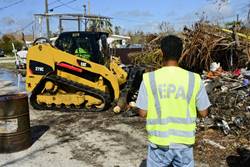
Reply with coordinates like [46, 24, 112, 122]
[198, 65, 250, 139]
[129, 22, 250, 73]
[129, 35, 163, 70]
[180, 23, 250, 72]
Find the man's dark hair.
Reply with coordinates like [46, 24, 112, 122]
[160, 35, 183, 61]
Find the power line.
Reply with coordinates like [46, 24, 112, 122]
[22, 21, 34, 30]
[0, 0, 24, 10]
[54, 0, 81, 12]
[16, 20, 34, 32]
[48, 0, 58, 5]
[49, 0, 77, 12]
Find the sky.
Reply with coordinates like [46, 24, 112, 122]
[0, 0, 249, 35]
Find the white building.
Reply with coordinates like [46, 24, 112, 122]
[107, 35, 130, 48]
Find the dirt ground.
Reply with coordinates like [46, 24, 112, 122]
[0, 108, 148, 167]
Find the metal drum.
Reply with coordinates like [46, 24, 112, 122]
[0, 93, 31, 153]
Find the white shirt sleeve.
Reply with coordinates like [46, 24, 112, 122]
[196, 80, 211, 111]
[136, 81, 148, 111]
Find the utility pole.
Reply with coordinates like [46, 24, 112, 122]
[32, 25, 35, 41]
[235, 14, 240, 30]
[83, 4, 87, 31]
[248, 9, 250, 24]
[88, 0, 90, 15]
[45, 0, 50, 38]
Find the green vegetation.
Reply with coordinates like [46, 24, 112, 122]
[127, 31, 145, 44]
[0, 34, 23, 56]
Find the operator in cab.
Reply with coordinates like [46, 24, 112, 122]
[75, 38, 91, 60]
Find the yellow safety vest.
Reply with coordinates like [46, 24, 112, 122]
[143, 67, 201, 146]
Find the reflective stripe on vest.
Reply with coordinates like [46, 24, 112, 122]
[148, 129, 195, 138]
[145, 69, 199, 145]
[147, 117, 196, 125]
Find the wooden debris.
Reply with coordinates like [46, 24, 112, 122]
[129, 22, 250, 73]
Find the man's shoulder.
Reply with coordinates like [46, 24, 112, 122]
[142, 71, 155, 79]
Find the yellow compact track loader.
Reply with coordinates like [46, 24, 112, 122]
[26, 31, 144, 112]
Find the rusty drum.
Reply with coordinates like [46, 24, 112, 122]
[0, 93, 31, 153]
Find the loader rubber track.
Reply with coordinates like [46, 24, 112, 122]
[30, 73, 111, 112]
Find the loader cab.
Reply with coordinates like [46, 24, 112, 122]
[54, 31, 109, 64]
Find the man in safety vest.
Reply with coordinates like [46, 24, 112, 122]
[136, 35, 211, 167]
